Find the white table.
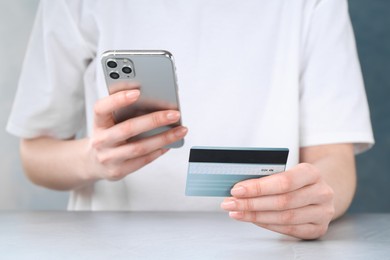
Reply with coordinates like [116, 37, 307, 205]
[1, 212, 389, 259]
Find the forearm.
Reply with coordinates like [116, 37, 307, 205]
[20, 137, 96, 191]
[19, 94, 186, 191]
[300, 144, 356, 220]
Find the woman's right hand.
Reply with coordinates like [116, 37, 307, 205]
[85, 82, 188, 182]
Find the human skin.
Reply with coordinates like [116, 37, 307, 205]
[20, 82, 188, 190]
[221, 143, 356, 240]
[20, 83, 355, 239]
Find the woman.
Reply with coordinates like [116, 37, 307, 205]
[7, 0, 374, 239]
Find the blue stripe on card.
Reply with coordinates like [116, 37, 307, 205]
[185, 173, 268, 197]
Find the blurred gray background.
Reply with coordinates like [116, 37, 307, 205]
[0, 0, 68, 209]
[0, 0, 389, 211]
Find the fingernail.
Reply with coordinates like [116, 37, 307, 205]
[126, 90, 139, 99]
[161, 148, 170, 154]
[166, 111, 180, 121]
[229, 211, 244, 219]
[221, 200, 236, 209]
[231, 186, 246, 196]
[174, 127, 188, 137]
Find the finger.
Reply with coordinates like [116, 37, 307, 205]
[101, 110, 182, 146]
[95, 126, 188, 164]
[254, 223, 329, 240]
[94, 87, 140, 128]
[124, 126, 187, 157]
[227, 204, 334, 226]
[230, 163, 321, 198]
[104, 148, 169, 181]
[221, 181, 333, 211]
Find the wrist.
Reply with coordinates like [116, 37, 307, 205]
[77, 138, 103, 186]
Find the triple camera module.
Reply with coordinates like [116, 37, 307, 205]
[106, 58, 135, 80]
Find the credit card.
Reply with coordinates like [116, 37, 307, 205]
[185, 146, 289, 197]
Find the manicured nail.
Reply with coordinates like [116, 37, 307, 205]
[161, 148, 170, 154]
[231, 186, 246, 196]
[166, 111, 180, 121]
[126, 90, 139, 99]
[174, 127, 188, 137]
[229, 211, 244, 219]
[221, 200, 236, 209]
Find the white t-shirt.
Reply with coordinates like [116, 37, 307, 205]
[7, 0, 374, 211]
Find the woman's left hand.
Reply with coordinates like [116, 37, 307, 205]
[221, 163, 335, 240]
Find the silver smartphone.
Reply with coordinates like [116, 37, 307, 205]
[101, 50, 184, 148]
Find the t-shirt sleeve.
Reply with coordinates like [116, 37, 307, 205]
[6, 0, 95, 139]
[299, 0, 374, 154]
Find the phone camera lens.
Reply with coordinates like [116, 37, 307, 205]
[109, 72, 120, 79]
[122, 66, 132, 74]
[107, 60, 117, 68]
